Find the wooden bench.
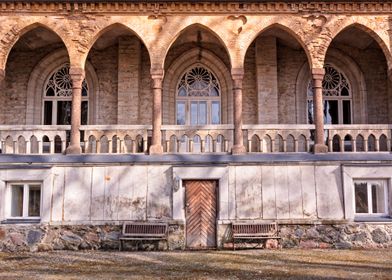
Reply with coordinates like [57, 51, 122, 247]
[232, 222, 280, 250]
[119, 222, 168, 251]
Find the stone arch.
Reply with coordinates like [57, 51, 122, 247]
[26, 49, 99, 125]
[321, 21, 392, 69]
[81, 22, 153, 69]
[0, 21, 72, 71]
[163, 48, 233, 124]
[160, 22, 232, 71]
[296, 48, 367, 124]
[240, 22, 313, 70]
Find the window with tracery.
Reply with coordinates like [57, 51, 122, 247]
[43, 64, 88, 125]
[307, 64, 352, 124]
[176, 66, 221, 125]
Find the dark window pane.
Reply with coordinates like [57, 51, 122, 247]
[11, 185, 24, 217]
[57, 101, 72, 125]
[28, 185, 41, 217]
[343, 100, 351, 124]
[324, 100, 338, 124]
[341, 87, 349, 96]
[355, 183, 368, 213]
[307, 100, 314, 124]
[46, 87, 55, 97]
[81, 101, 88, 125]
[44, 101, 53, 125]
[176, 102, 186, 125]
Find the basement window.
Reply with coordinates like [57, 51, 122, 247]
[354, 179, 389, 218]
[7, 182, 42, 220]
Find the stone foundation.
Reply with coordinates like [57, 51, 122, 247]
[1, 223, 391, 252]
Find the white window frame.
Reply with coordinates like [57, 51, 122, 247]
[307, 64, 353, 125]
[176, 65, 221, 126]
[353, 179, 389, 218]
[4, 182, 42, 220]
[42, 64, 89, 125]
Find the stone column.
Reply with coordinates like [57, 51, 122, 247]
[231, 69, 246, 154]
[149, 69, 164, 154]
[66, 67, 85, 154]
[312, 68, 328, 153]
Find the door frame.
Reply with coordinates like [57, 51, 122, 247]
[184, 179, 219, 249]
[172, 166, 230, 248]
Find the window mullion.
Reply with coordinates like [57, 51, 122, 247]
[22, 184, 29, 218]
[367, 183, 373, 214]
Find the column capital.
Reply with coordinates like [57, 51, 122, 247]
[311, 68, 325, 80]
[231, 67, 244, 80]
[69, 67, 85, 88]
[150, 64, 164, 78]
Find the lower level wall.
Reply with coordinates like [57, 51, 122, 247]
[1, 223, 391, 252]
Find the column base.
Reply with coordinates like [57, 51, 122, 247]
[65, 145, 81, 155]
[231, 145, 247, 155]
[149, 144, 163, 155]
[313, 144, 328, 154]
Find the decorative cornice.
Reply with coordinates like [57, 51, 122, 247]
[0, 2, 391, 14]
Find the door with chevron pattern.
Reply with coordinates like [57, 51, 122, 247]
[185, 180, 217, 249]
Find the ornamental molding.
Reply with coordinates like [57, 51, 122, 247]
[0, 2, 392, 14]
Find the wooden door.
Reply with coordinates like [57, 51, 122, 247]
[185, 180, 217, 249]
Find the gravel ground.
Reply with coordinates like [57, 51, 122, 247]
[0, 249, 392, 280]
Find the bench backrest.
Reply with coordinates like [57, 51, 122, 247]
[232, 223, 278, 237]
[122, 222, 168, 237]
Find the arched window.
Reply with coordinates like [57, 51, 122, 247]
[176, 66, 221, 125]
[43, 64, 88, 125]
[308, 64, 352, 124]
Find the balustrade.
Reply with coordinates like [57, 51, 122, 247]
[0, 124, 391, 155]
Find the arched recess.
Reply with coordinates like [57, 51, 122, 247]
[322, 22, 392, 71]
[241, 23, 314, 71]
[26, 49, 99, 125]
[84, 23, 152, 125]
[296, 48, 367, 124]
[0, 22, 72, 71]
[320, 24, 390, 124]
[160, 23, 232, 72]
[163, 49, 232, 124]
[243, 24, 311, 124]
[3, 25, 72, 125]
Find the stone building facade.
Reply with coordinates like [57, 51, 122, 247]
[1, 0, 392, 251]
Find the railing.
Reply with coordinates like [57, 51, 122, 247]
[0, 124, 391, 155]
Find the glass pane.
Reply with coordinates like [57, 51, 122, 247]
[81, 101, 88, 125]
[343, 100, 351, 124]
[341, 87, 349, 96]
[44, 101, 53, 125]
[28, 185, 41, 217]
[372, 183, 386, 214]
[57, 101, 72, 125]
[199, 102, 207, 125]
[178, 87, 187, 97]
[11, 185, 24, 217]
[176, 102, 186, 125]
[324, 100, 338, 124]
[212, 101, 220, 125]
[355, 183, 368, 214]
[307, 100, 314, 124]
[190, 102, 198, 125]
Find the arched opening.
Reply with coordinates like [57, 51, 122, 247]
[298, 134, 307, 152]
[356, 134, 365, 152]
[54, 135, 62, 153]
[163, 25, 232, 125]
[124, 135, 132, 153]
[344, 134, 353, 152]
[368, 134, 376, 152]
[17, 136, 26, 154]
[85, 23, 151, 125]
[244, 25, 311, 124]
[263, 135, 272, 153]
[204, 135, 213, 153]
[135, 135, 144, 153]
[275, 134, 284, 152]
[216, 134, 225, 153]
[193, 135, 202, 153]
[3, 25, 70, 126]
[88, 135, 97, 153]
[286, 134, 295, 152]
[169, 135, 177, 153]
[332, 135, 341, 152]
[323, 25, 390, 124]
[42, 136, 50, 153]
[379, 134, 388, 152]
[99, 136, 109, 153]
[251, 134, 260, 153]
[179, 135, 189, 153]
